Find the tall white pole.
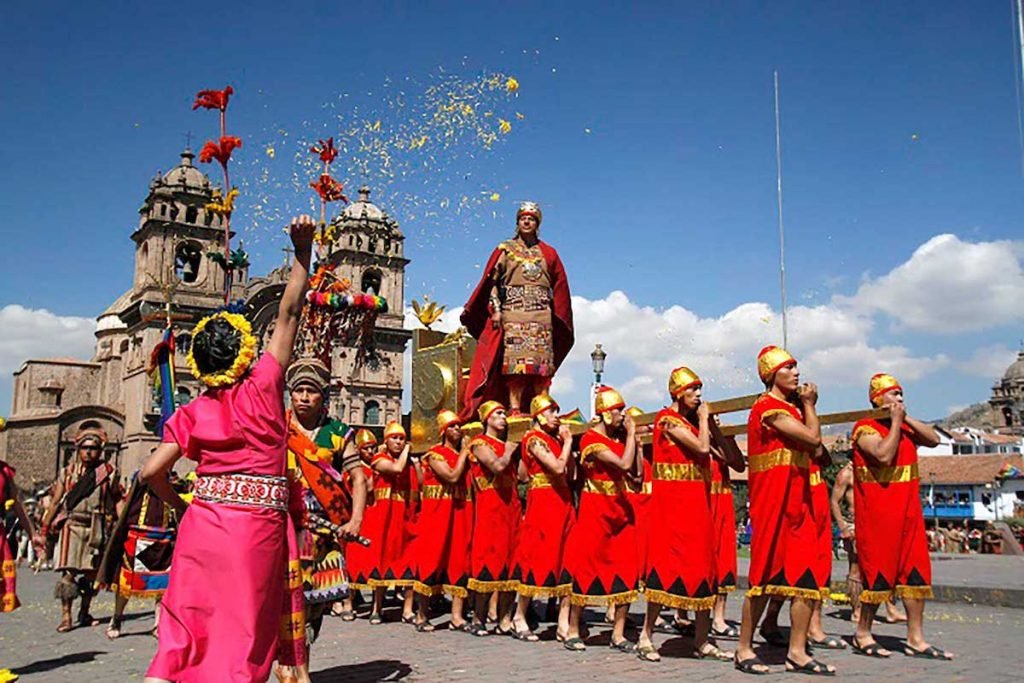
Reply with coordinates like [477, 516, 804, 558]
[1014, 0, 1024, 175]
[773, 70, 789, 348]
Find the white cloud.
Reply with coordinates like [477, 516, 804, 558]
[844, 234, 1024, 333]
[957, 343, 1019, 380]
[0, 305, 96, 411]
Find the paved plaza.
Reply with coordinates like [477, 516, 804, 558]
[1, 566, 1021, 682]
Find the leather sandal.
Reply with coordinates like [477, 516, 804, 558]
[785, 657, 836, 676]
[851, 637, 890, 658]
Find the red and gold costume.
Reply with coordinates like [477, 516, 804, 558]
[413, 411, 471, 597]
[643, 405, 716, 610]
[746, 347, 828, 600]
[561, 388, 638, 606]
[1, 461, 20, 613]
[851, 374, 933, 604]
[367, 423, 418, 589]
[343, 429, 377, 590]
[511, 395, 573, 598]
[710, 456, 738, 593]
[467, 402, 520, 591]
[459, 204, 574, 421]
[626, 406, 653, 584]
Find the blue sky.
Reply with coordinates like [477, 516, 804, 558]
[1, 1, 1022, 422]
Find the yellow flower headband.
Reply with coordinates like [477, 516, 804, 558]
[186, 311, 258, 387]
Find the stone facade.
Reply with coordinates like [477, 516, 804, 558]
[0, 152, 409, 487]
[990, 350, 1024, 435]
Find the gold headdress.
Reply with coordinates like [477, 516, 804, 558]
[516, 201, 542, 226]
[869, 373, 902, 406]
[436, 409, 460, 436]
[757, 345, 796, 384]
[355, 429, 378, 448]
[668, 366, 701, 399]
[478, 400, 505, 424]
[383, 422, 407, 440]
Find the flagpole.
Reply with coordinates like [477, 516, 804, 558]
[773, 70, 789, 348]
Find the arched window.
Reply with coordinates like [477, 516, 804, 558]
[361, 269, 382, 296]
[364, 400, 380, 425]
[185, 206, 198, 224]
[175, 333, 192, 354]
[119, 340, 130, 355]
[174, 242, 202, 283]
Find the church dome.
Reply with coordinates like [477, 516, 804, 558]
[1004, 351, 1024, 382]
[341, 186, 386, 221]
[157, 150, 211, 194]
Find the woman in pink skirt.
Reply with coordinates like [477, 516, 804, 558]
[142, 217, 315, 683]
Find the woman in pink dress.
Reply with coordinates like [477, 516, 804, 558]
[142, 217, 315, 683]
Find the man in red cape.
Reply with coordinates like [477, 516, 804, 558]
[460, 201, 574, 419]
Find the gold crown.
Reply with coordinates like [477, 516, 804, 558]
[869, 373, 902, 406]
[757, 345, 796, 383]
[478, 400, 505, 423]
[594, 386, 625, 414]
[355, 429, 377, 448]
[516, 201, 542, 225]
[436, 409, 460, 435]
[529, 393, 559, 418]
[668, 366, 701, 398]
[625, 406, 644, 418]
[383, 422, 406, 439]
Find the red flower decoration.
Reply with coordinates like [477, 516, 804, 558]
[199, 136, 243, 167]
[311, 174, 348, 203]
[311, 137, 339, 165]
[193, 85, 234, 112]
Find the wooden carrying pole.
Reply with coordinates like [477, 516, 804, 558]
[461, 392, 888, 445]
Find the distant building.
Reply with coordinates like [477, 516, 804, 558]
[990, 349, 1024, 434]
[919, 455, 1024, 522]
[918, 426, 1024, 457]
[0, 150, 409, 487]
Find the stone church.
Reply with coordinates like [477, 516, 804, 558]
[0, 149, 410, 486]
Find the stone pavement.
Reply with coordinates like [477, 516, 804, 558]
[1, 569, 1021, 682]
[739, 552, 1024, 608]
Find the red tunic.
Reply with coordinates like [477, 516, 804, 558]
[459, 240, 574, 421]
[412, 445, 469, 596]
[561, 428, 638, 606]
[852, 418, 933, 603]
[810, 460, 833, 597]
[342, 463, 374, 589]
[511, 429, 573, 598]
[1, 461, 19, 613]
[746, 394, 827, 601]
[367, 452, 417, 589]
[467, 435, 521, 592]
[643, 409, 716, 610]
[628, 445, 653, 583]
[710, 457, 738, 593]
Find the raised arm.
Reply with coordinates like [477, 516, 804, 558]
[764, 384, 822, 451]
[266, 216, 316, 368]
[373, 443, 411, 475]
[529, 427, 573, 476]
[709, 419, 746, 472]
[472, 440, 513, 475]
[855, 404, 905, 466]
[904, 414, 940, 448]
[591, 416, 638, 471]
[663, 403, 711, 456]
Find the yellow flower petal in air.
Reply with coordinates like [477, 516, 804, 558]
[506, 76, 519, 93]
[490, 192, 501, 201]
[498, 119, 511, 134]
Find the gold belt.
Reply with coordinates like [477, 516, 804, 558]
[583, 479, 627, 496]
[809, 471, 823, 487]
[855, 463, 919, 484]
[475, 476, 515, 493]
[420, 484, 468, 501]
[652, 462, 709, 482]
[710, 481, 732, 495]
[528, 472, 569, 490]
[749, 448, 810, 474]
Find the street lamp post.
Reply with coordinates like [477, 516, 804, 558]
[590, 344, 607, 420]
